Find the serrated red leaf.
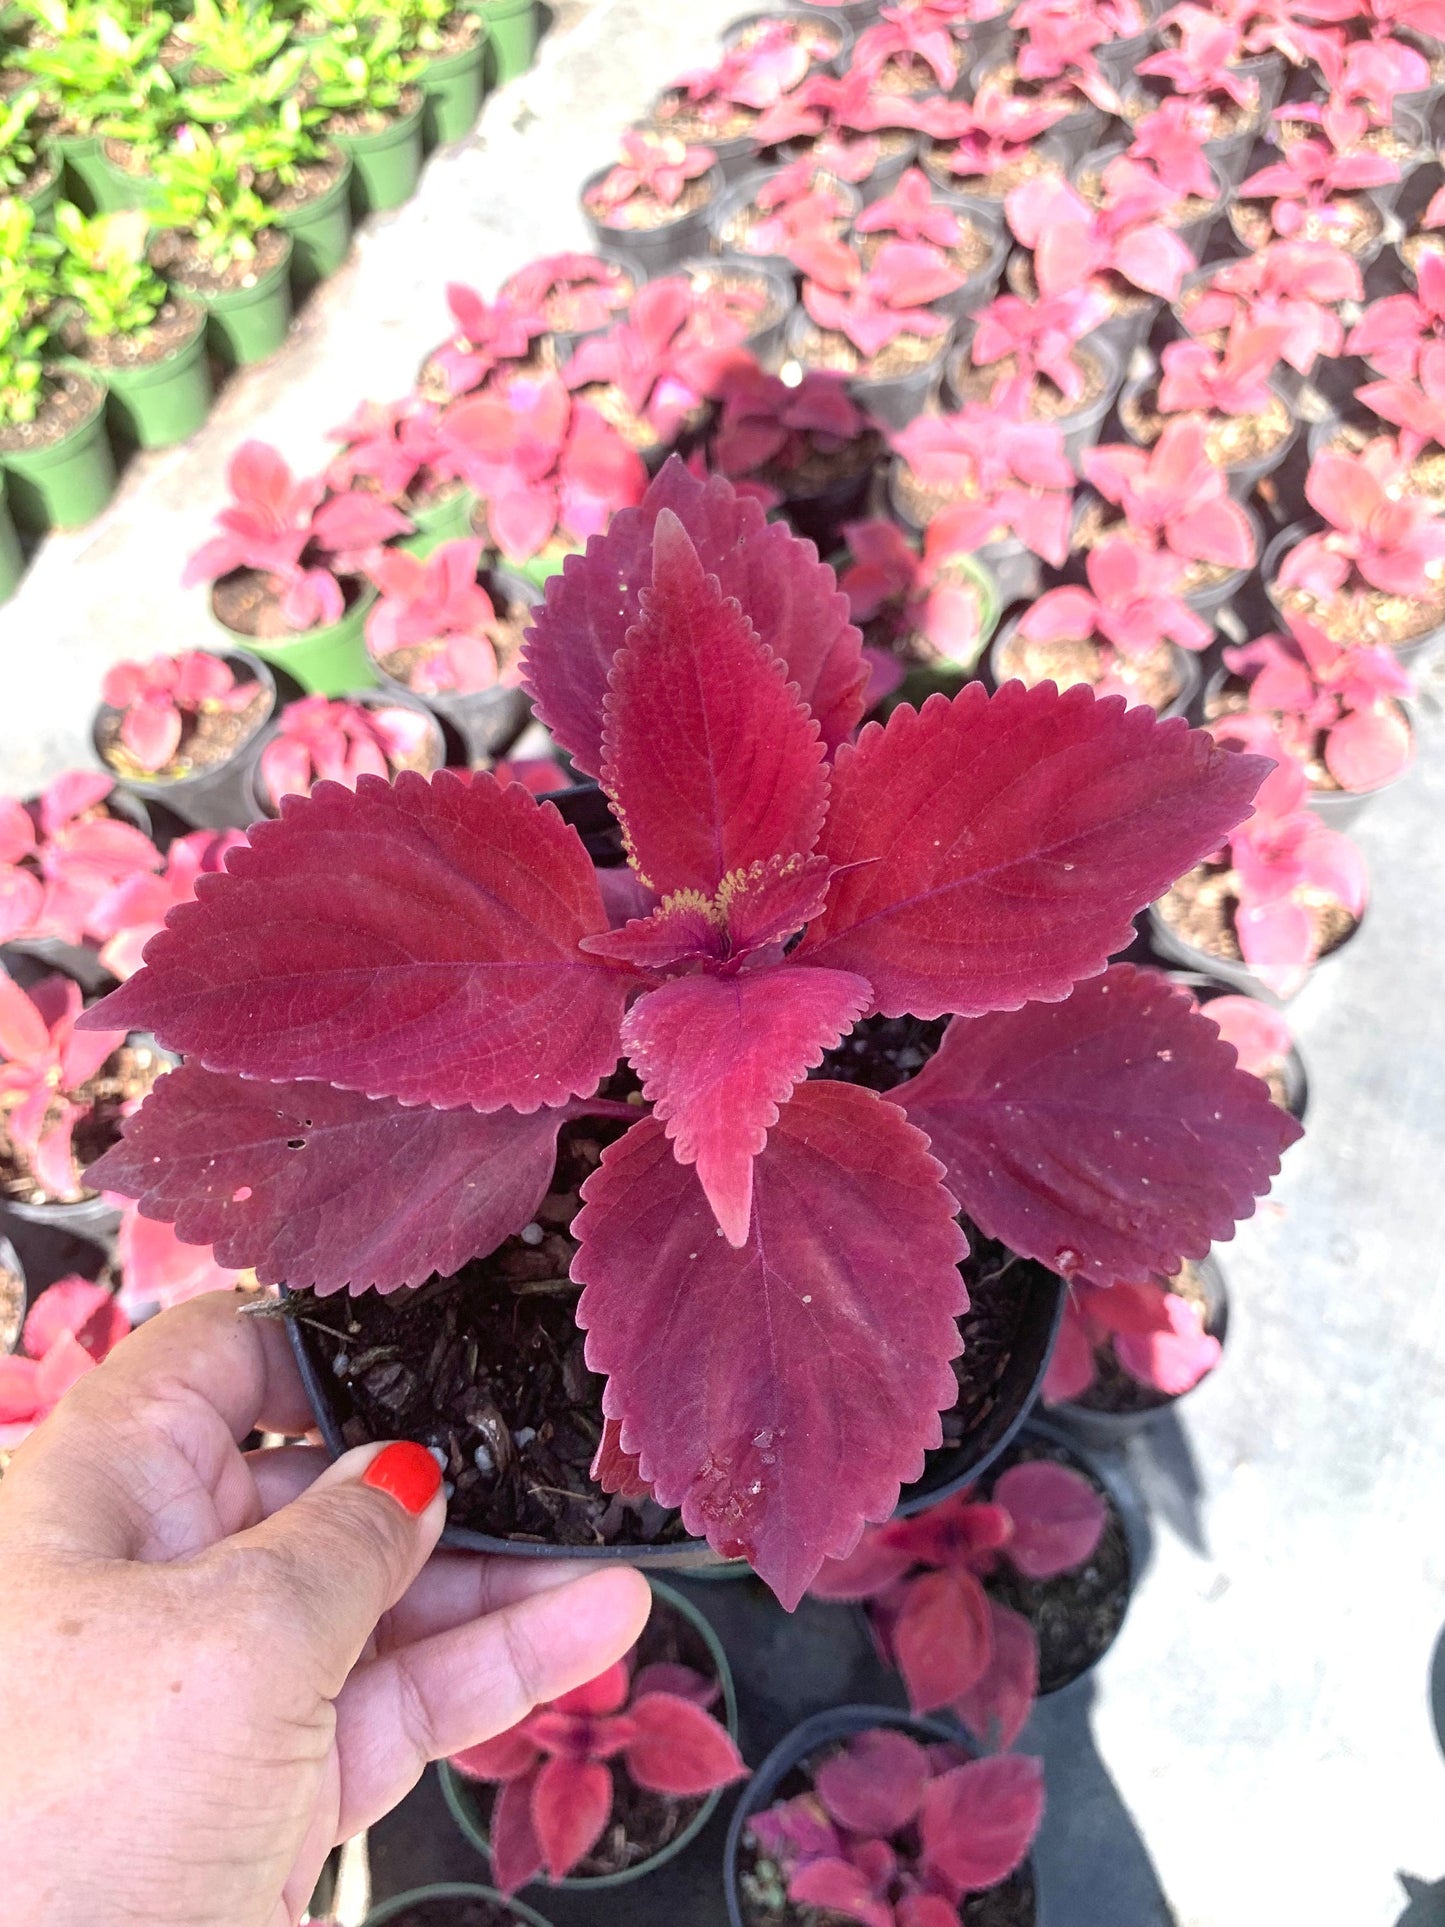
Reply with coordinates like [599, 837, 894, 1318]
[573, 1081, 967, 1607]
[85, 1065, 567, 1295]
[951, 1599, 1038, 1751]
[532, 1756, 613, 1880]
[919, 1754, 1044, 1896]
[491, 1769, 546, 1895]
[897, 964, 1300, 1287]
[449, 1728, 540, 1783]
[623, 1693, 746, 1795]
[993, 1461, 1107, 1579]
[522, 459, 867, 778]
[590, 1415, 652, 1499]
[81, 772, 628, 1114]
[580, 855, 835, 973]
[814, 1729, 930, 1835]
[798, 685, 1271, 1018]
[894, 1568, 994, 1714]
[600, 512, 829, 896]
[621, 965, 871, 1245]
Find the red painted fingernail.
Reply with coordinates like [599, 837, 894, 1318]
[361, 1441, 443, 1517]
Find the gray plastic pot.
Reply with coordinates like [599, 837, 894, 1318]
[924, 190, 1010, 322]
[788, 306, 953, 431]
[361, 1885, 553, 1927]
[948, 330, 1121, 472]
[1118, 365, 1298, 503]
[1261, 520, 1445, 671]
[990, 616, 1201, 721]
[580, 162, 724, 275]
[707, 165, 863, 282]
[967, 48, 1105, 168]
[369, 568, 536, 763]
[91, 648, 276, 832]
[1094, 0, 1161, 90]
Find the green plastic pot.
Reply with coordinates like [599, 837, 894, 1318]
[21, 147, 61, 225]
[184, 233, 295, 369]
[511, 541, 575, 591]
[362, 1884, 554, 1927]
[92, 143, 159, 213]
[57, 133, 134, 213]
[96, 303, 213, 450]
[420, 20, 489, 147]
[403, 482, 478, 556]
[439, 1578, 739, 1892]
[0, 474, 25, 604]
[1, 374, 117, 533]
[214, 581, 379, 697]
[273, 152, 354, 298]
[473, 0, 536, 84]
[334, 95, 425, 215]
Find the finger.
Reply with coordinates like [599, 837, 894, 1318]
[331, 1566, 652, 1840]
[247, 1442, 331, 1518]
[377, 1552, 608, 1651]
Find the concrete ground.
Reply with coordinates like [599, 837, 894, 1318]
[3, 3, 1443, 1922]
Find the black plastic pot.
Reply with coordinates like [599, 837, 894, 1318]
[1261, 521, 1445, 671]
[724, 1706, 1039, 1927]
[370, 569, 536, 763]
[0, 1228, 25, 1353]
[948, 331, 1121, 472]
[707, 165, 863, 283]
[90, 648, 276, 832]
[1164, 966, 1309, 1125]
[580, 162, 725, 275]
[788, 308, 953, 430]
[361, 1885, 554, 1927]
[1047, 1252, 1229, 1451]
[1093, 0, 1161, 90]
[243, 688, 448, 821]
[989, 617, 1201, 721]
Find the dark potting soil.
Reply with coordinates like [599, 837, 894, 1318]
[796, 320, 948, 382]
[96, 680, 271, 782]
[1073, 1259, 1221, 1416]
[0, 1040, 169, 1205]
[455, 1591, 724, 1877]
[71, 297, 205, 372]
[0, 368, 103, 454]
[995, 630, 1180, 714]
[374, 1900, 529, 1927]
[0, 1263, 24, 1354]
[1157, 859, 1357, 969]
[952, 348, 1105, 422]
[151, 224, 290, 297]
[1120, 385, 1291, 468]
[260, 148, 348, 213]
[982, 1437, 1131, 1692]
[326, 86, 422, 138]
[213, 567, 364, 642]
[587, 175, 714, 232]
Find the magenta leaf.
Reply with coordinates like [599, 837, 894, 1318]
[621, 964, 871, 1245]
[600, 512, 830, 896]
[952, 1599, 1039, 1751]
[573, 1080, 967, 1607]
[81, 772, 628, 1114]
[897, 964, 1300, 1286]
[993, 1461, 1107, 1579]
[522, 458, 867, 777]
[491, 1770, 547, 1896]
[85, 1064, 568, 1294]
[798, 684, 1271, 1018]
[919, 1754, 1045, 1896]
[788, 1858, 894, 1927]
[894, 1567, 995, 1713]
[623, 1693, 745, 1795]
[532, 1755, 613, 1881]
[814, 1729, 930, 1836]
[581, 855, 835, 973]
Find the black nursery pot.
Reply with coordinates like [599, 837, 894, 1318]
[725, 1706, 1039, 1927]
[370, 568, 536, 764]
[787, 307, 954, 431]
[1165, 965, 1309, 1125]
[360, 1884, 554, 1927]
[580, 162, 725, 275]
[90, 648, 277, 833]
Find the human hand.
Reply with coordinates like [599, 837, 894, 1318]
[0, 1290, 651, 1927]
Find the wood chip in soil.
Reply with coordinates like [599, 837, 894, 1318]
[97, 681, 271, 781]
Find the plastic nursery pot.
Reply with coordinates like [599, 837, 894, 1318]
[671, 255, 797, 373]
[244, 687, 445, 820]
[1093, 0, 1160, 90]
[1048, 1252, 1230, 1453]
[94, 142, 157, 215]
[187, 233, 295, 370]
[580, 162, 725, 276]
[1261, 521, 1445, 671]
[0, 372, 117, 534]
[420, 16, 489, 148]
[471, 0, 537, 87]
[707, 167, 864, 284]
[786, 308, 953, 434]
[725, 1706, 1039, 1927]
[211, 580, 379, 698]
[1165, 966, 1309, 1124]
[965, 50, 1105, 170]
[927, 193, 1009, 323]
[273, 153, 355, 298]
[372, 566, 535, 761]
[947, 331, 1120, 474]
[334, 93, 426, 215]
[361, 1884, 555, 1927]
[402, 483, 481, 557]
[1145, 888, 1364, 1005]
[21, 145, 62, 225]
[91, 647, 277, 831]
[93, 302, 213, 452]
[0, 472, 24, 605]
[989, 619, 1202, 724]
[0, 1230, 24, 1355]
[440, 1578, 741, 1891]
[56, 133, 133, 214]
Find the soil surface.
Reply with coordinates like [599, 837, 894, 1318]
[951, 346, 1105, 422]
[373, 1900, 529, 1927]
[0, 1262, 23, 1354]
[0, 1040, 169, 1205]
[97, 679, 271, 782]
[376, 592, 528, 694]
[326, 86, 422, 139]
[1230, 195, 1381, 257]
[1074, 1260, 1221, 1415]
[995, 629, 1181, 713]
[150, 225, 290, 296]
[213, 568, 363, 642]
[1272, 573, 1445, 650]
[0, 368, 102, 454]
[586, 173, 713, 231]
[260, 149, 348, 213]
[893, 448, 1002, 532]
[1157, 858, 1357, 970]
[796, 319, 948, 381]
[983, 1436, 1131, 1691]
[1120, 385, 1292, 469]
[70, 297, 205, 372]
[926, 142, 1061, 201]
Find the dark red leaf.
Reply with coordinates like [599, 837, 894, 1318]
[449, 1728, 540, 1783]
[490, 1768, 546, 1895]
[798, 684, 1271, 1017]
[85, 1065, 567, 1294]
[522, 458, 867, 778]
[623, 1693, 746, 1795]
[809, 1530, 916, 1600]
[951, 1599, 1038, 1751]
[572, 1081, 967, 1607]
[919, 1754, 1045, 1896]
[898, 1896, 965, 1927]
[580, 854, 835, 973]
[531, 1755, 613, 1881]
[600, 511, 829, 896]
[621, 964, 871, 1245]
[894, 1568, 994, 1713]
[813, 1728, 930, 1835]
[82, 772, 628, 1114]
[896, 964, 1300, 1287]
[994, 1461, 1107, 1579]
[590, 1415, 652, 1499]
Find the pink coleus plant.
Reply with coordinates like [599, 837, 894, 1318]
[563, 278, 746, 445]
[100, 651, 263, 774]
[258, 696, 436, 811]
[85, 460, 1294, 1605]
[856, 167, 977, 253]
[1138, 6, 1259, 110]
[426, 285, 546, 400]
[1156, 319, 1290, 422]
[1006, 173, 1196, 307]
[325, 397, 462, 509]
[1182, 241, 1361, 376]
[1276, 448, 1445, 609]
[587, 131, 715, 220]
[919, 91, 1071, 193]
[968, 288, 1108, 407]
[1238, 129, 1399, 241]
[804, 241, 959, 359]
[891, 407, 1075, 564]
[501, 253, 634, 339]
[1127, 97, 1222, 203]
[811, 1464, 1107, 1744]
[840, 518, 994, 671]
[115, 1203, 242, 1315]
[1044, 1274, 1221, 1402]
[1018, 540, 1211, 680]
[854, 5, 962, 94]
[0, 970, 125, 1202]
[89, 829, 248, 981]
[1192, 991, 1294, 1086]
[1347, 251, 1445, 382]
[670, 19, 818, 118]
[749, 1727, 1044, 1926]
[0, 1277, 130, 1449]
[448, 1653, 744, 1893]
[753, 68, 934, 184]
[1011, 0, 1124, 112]
[1082, 421, 1257, 572]
[365, 538, 502, 697]
[0, 773, 159, 947]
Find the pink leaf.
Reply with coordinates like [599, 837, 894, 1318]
[623, 1694, 745, 1795]
[1113, 1289, 1221, 1394]
[23, 1277, 127, 1361]
[115, 1209, 240, 1316]
[899, 1895, 966, 1927]
[120, 696, 183, 773]
[491, 1770, 546, 1896]
[600, 513, 829, 896]
[86, 1064, 569, 1295]
[952, 1599, 1038, 1750]
[993, 1461, 1107, 1578]
[532, 1756, 613, 1881]
[1042, 1297, 1099, 1404]
[894, 1567, 995, 1713]
[81, 773, 628, 1115]
[449, 1728, 541, 1783]
[897, 964, 1300, 1287]
[788, 1858, 894, 1927]
[522, 459, 867, 777]
[919, 1754, 1045, 1896]
[1325, 704, 1413, 792]
[814, 1729, 930, 1835]
[798, 685, 1271, 1018]
[590, 1416, 652, 1500]
[572, 1081, 967, 1607]
[1202, 995, 1291, 1080]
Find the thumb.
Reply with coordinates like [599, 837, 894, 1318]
[218, 1440, 446, 1692]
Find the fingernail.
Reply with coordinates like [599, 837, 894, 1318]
[361, 1441, 443, 1517]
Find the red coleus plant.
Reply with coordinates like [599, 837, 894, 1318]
[1156, 319, 1289, 420]
[365, 538, 502, 697]
[426, 284, 546, 400]
[87, 461, 1294, 1605]
[1238, 128, 1399, 240]
[839, 518, 994, 671]
[100, 651, 263, 774]
[1020, 539, 1211, 668]
[0, 970, 125, 1202]
[0, 1276, 130, 1449]
[1182, 242, 1362, 376]
[753, 68, 933, 184]
[1007, 174, 1195, 307]
[182, 442, 413, 632]
[1082, 421, 1257, 573]
[1044, 1273, 1221, 1402]
[563, 278, 746, 445]
[440, 373, 648, 563]
[803, 241, 959, 358]
[0, 773, 159, 948]
[501, 253, 634, 340]
[856, 167, 975, 253]
[326, 397, 462, 509]
[671, 19, 818, 119]
[258, 696, 435, 811]
[448, 1654, 744, 1893]
[588, 130, 714, 219]
[749, 1727, 1044, 1926]
[968, 289, 1106, 407]
[919, 91, 1071, 189]
[1277, 448, 1445, 606]
[711, 360, 869, 505]
[891, 408, 1075, 564]
[854, 5, 962, 94]
[89, 829, 247, 981]
[812, 1464, 1107, 1744]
